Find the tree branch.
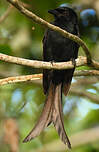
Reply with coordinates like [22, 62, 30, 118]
[74, 70, 99, 76]
[0, 74, 98, 104]
[0, 53, 86, 69]
[6, 0, 92, 64]
[0, 5, 13, 24]
[70, 88, 99, 104]
[72, 77, 99, 87]
[0, 53, 99, 70]
[0, 74, 42, 86]
[0, 70, 99, 86]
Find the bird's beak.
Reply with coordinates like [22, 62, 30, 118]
[48, 9, 58, 16]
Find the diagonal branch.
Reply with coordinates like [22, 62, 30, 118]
[0, 5, 13, 24]
[72, 77, 99, 86]
[70, 88, 99, 104]
[6, 0, 92, 64]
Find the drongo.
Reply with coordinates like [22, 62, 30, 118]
[23, 6, 79, 148]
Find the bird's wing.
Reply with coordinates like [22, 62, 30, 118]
[43, 30, 53, 94]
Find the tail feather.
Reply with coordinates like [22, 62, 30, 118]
[23, 83, 54, 143]
[23, 82, 71, 148]
[52, 84, 71, 148]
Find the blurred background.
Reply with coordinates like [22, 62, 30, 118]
[0, 0, 99, 151]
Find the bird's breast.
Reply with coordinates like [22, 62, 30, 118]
[49, 30, 74, 61]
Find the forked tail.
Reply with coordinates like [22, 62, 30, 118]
[23, 82, 71, 148]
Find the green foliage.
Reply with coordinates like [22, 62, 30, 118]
[0, 44, 12, 54]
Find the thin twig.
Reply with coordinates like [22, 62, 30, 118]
[0, 70, 99, 86]
[0, 74, 42, 86]
[0, 5, 13, 24]
[0, 74, 98, 104]
[70, 88, 99, 104]
[72, 77, 99, 86]
[0, 53, 99, 70]
[74, 70, 99, 76]
[6, 0, 92, 64]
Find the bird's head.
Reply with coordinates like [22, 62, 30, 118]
[48, 7, 78, 24]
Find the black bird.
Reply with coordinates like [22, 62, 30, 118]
[23, 7, 79, 148]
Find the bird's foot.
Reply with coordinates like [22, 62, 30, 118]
[70, 58, 76, 68]
[50, 60, 54, 66]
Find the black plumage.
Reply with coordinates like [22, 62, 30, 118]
[23, 7, 79, 148]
